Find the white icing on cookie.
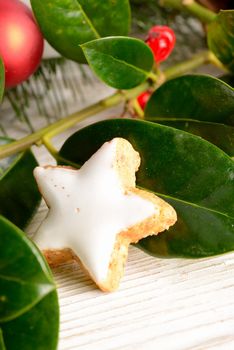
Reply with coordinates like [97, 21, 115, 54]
[34, 139, 157, 283]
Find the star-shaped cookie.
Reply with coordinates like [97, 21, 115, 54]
[33, 138, 177, 291]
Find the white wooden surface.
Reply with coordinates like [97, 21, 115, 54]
[26, 109, 234, 350]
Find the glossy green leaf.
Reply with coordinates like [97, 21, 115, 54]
[207, 10, 234, 72]
[139, 195, 234, 258]
[1, 291, 59, 350]
[0, 216, 54, 322]
[81, 37, 154, 89]
[0, 216, 59, 350]
[0, 329, 6, 350]
[0, 138, 41, 229]
[59, 118, 234, 258]
[31, 0, 130, 63]
[145, 75, 234, 125]
[152, 119, 234, 156]
[144, 75, 234, 155]
[0, 59, 4, 103]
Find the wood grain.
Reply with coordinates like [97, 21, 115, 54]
[50, 248, 234, 350]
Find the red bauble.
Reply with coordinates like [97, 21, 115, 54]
[0, 0, 44, 88]
[146, 26, 176, 64]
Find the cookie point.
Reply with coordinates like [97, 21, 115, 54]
[33, 166, 44, 177]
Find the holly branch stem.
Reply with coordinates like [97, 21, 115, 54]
[0, 50, 219, 160]
[159, 0, 217, 23]
[0, 82, 149, 159]
[163, 50, 213, 80]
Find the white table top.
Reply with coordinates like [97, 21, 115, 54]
[26, 109, 234, 350]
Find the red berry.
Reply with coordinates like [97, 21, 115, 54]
[137, 91, 151, 110]
[145, 26, 176, 63]
[0, 0, 44, 88]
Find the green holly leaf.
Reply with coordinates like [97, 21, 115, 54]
[0, 59, 4, 103]
[0, 216, 59, 350]
[145, 75, 234, 155]
[150, 120, 234, 156]
[31, 0, 131, 63]
[59, 118, 234, 258]
[0, 329, 6, 350]
[0, 217, 54, 322]
[1, 290, 58, 350]
[146, 75, 234, 124]
[0, 138, 41, 229]
[207, 10, 234, 73]
[81, 37, 154, 89]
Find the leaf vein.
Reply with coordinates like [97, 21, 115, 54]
[156, 192, 234, 220]
[85, 47, 149, 77]
[76, 1, 100, 39]
[0, 273, 53, 286]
